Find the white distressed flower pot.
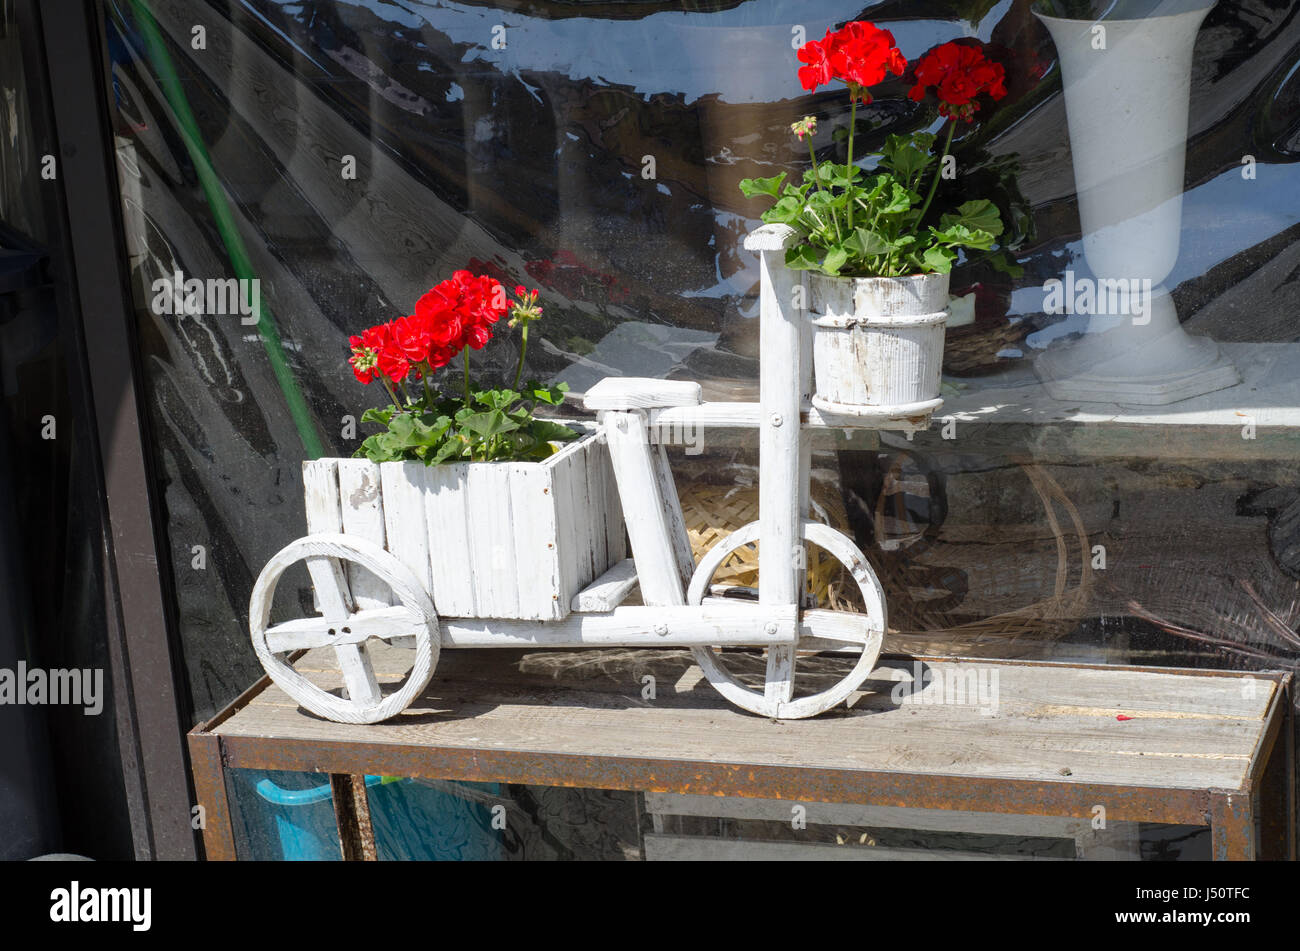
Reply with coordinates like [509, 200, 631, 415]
[302, 430, 625, 622]
[807, 271, 949, 411]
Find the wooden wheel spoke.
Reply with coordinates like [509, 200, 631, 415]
[263, 606, 425, 652]
[334, 642, 382, 706]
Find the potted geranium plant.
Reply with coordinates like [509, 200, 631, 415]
[332, 271, 625, 621]
[739, 23, 1013, 411]
[348, 272, 576, 465]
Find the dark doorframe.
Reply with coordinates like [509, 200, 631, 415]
[16, 0, 197, 860]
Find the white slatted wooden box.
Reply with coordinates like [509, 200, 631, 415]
[302, 431, 626, 621]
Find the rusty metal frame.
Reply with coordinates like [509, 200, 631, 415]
[187, 662, 1293, 862]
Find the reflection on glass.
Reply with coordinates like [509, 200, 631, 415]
[1033, 0, 1239, 403]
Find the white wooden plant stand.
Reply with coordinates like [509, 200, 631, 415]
[249, 225, 942, 724]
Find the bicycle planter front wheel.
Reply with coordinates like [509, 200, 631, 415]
[688, 521, 886, 719]
[249, 533, 439, 724]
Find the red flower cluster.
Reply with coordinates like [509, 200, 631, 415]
[908, 42, 1007, 122]
[349, 270, 509, 385]
[797, 21, 906, 102]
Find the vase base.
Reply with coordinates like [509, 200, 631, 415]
[1035, 331, 1240, 406]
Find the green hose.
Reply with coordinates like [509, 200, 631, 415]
[126, 0, 326, 459]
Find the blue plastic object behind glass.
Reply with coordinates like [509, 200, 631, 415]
[254, 774, 502, 860]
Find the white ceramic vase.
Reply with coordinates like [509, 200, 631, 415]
[1033, 0, 1238, 404]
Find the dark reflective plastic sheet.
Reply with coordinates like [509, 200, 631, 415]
[100, 0, 1300, 750]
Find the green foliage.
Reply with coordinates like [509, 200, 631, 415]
[355, 382, 577, 465]
[739, 130, 1017, 279]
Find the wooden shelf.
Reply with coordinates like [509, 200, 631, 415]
[189, 645, 1294, 860]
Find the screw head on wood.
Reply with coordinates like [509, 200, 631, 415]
[770, 413, 783, 427]
[653, 623, 668, 636]
[764, 622, 778, 635]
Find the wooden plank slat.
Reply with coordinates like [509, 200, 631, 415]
[423, 463, 474, 619]
[466, 462, 517, 619]
[650, 443, 695, 587]
[335, 459, 392, 609]
[509, 461, 563, 620]
[583, 377, 702, 410]
[599, 434, 628, 566]
[756, 234, 802, 706]
[572, 558, 639, 613]
[380, 462, 432, 594]
[583, 435, 608, 585]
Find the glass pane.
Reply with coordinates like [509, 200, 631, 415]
[100, 0, 1297, 856]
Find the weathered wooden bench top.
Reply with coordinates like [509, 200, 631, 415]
[194, 645, 1292, 859]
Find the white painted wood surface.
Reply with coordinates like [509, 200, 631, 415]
[583, 377, 702, 410]
[508, 461, 561, 620]
[466, 461, 517, 618]
[437, 603, 796, 648]
[756, 227, 802, 707]
[571, 558, 639, 612]
[648, 399, 940, 436]
[808, 270, 948, 407]
[336, 460, 393, 612]
[264, 601, 797, 651]
[302, 460, 380, 707]
[249, 532, 438, 723]
[602, 410, 686, 607]
[650, 442, 696, 588]
[317, 433, 622, 622]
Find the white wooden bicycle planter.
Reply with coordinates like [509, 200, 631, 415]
[250, 225, 944, 723]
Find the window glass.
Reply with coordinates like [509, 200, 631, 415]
[101, 1, 1299, 741]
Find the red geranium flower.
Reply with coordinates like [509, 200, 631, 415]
[427, 343, 457, 370]
[348, 270, 512, 389]
[908, 41, 1006, 122]
[796, 33, 836, 91]
[347, 324, 389, 384]
[375, 320, 411, 383]
[392, 313, 433, 365]
[797, 22, 906, 101]
[463, 323, 492, 350]
[827, 22, 906, 98]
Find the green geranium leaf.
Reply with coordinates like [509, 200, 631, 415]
[460, 409, 520, 439]
[880, 134, 933, 186]
[531, 420, 579, 443]
[845, 228, 892, 257]
[921, 244, 957, 273]
[784, 244, 821, 270]
[761, 194, 805, 225]
[527, 383, 568, 405]
[821, 247, 849, 276]
[943, 199, 1004, 238]
[477, 389, 521, 411]
[739, 173, 787, 199]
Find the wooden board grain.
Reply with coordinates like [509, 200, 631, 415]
[215, 645, 1278, 796]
